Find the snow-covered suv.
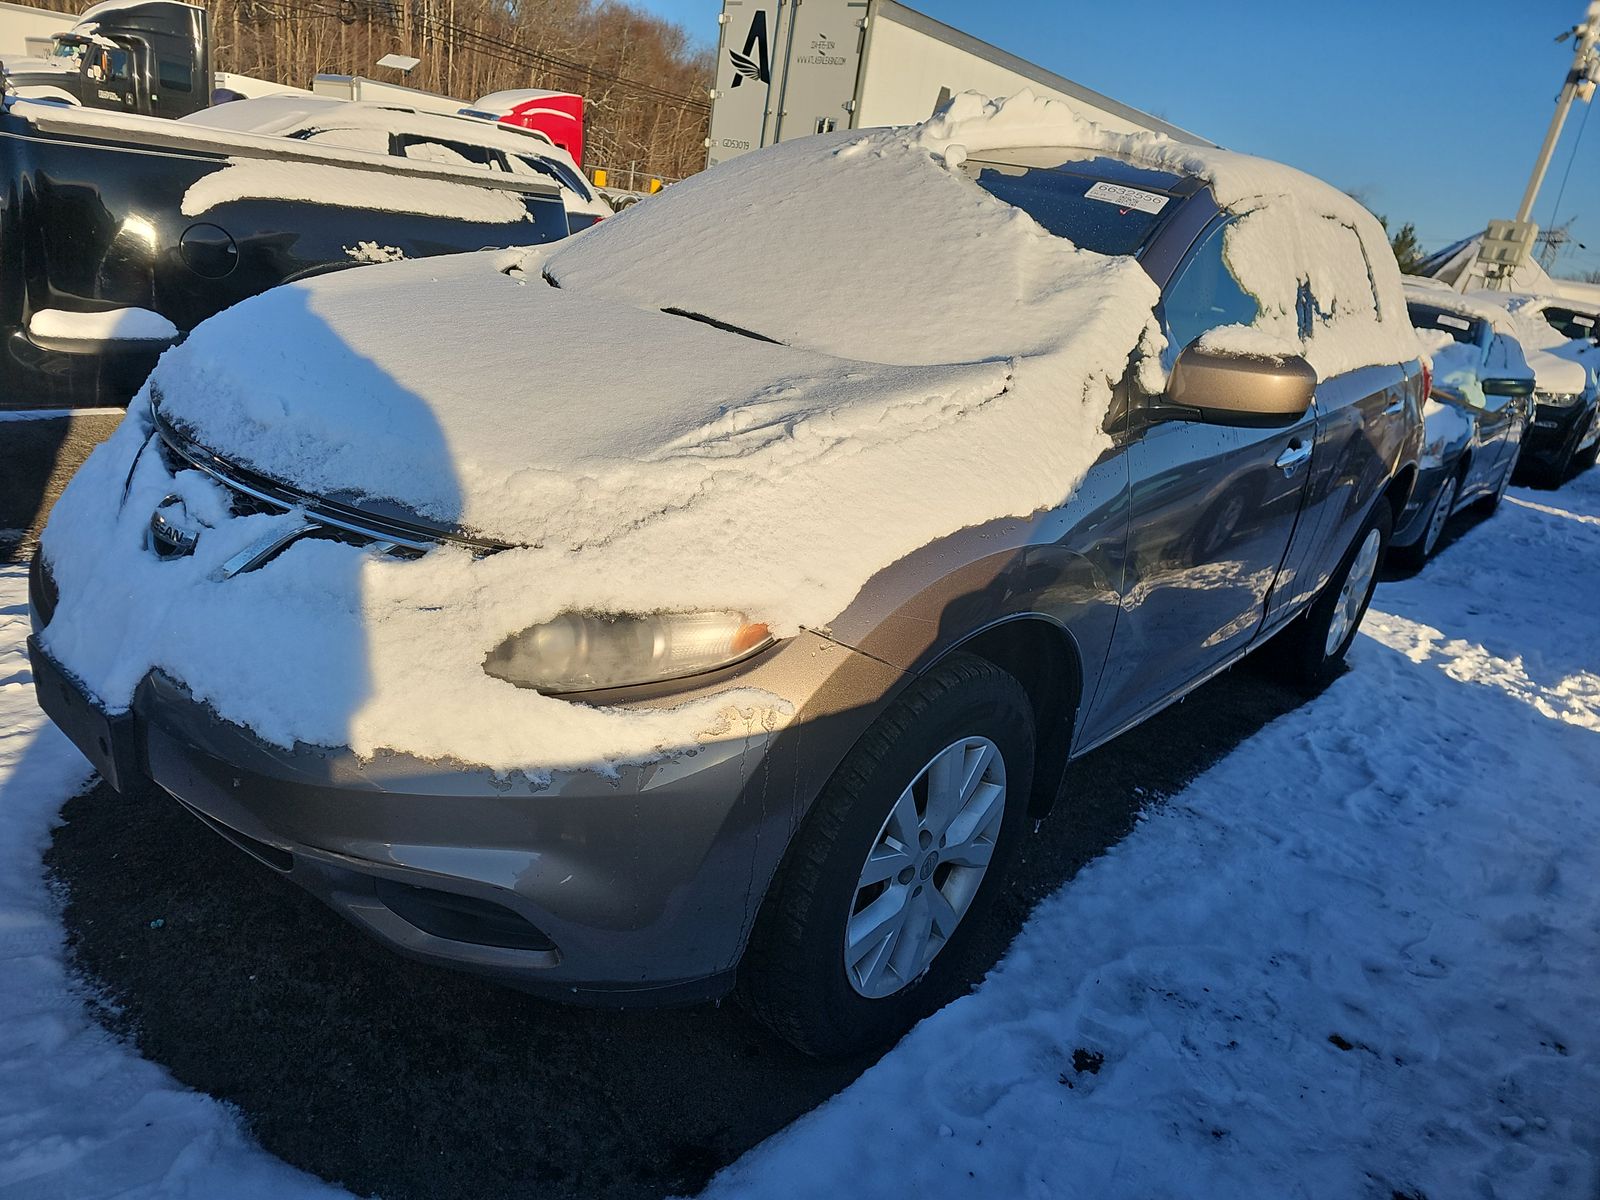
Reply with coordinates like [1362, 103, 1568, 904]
[30, 91, 1424, 1056]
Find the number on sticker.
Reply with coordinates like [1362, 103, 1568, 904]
[1084, 181, 1169, 214]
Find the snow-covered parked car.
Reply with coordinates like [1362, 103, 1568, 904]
[1468, 290, 1600, 484]
[180, 96, 613, 232]
[1393, 286, 1535, 565]
[28, 92, 1424, 1056]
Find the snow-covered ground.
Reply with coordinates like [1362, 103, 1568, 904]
[0, 574, 340, 1198]
[3, 470, 1598, 1197]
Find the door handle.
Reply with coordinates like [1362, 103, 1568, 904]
[1382, 395, 1406, 414]
[1275, 438, 1312, 475]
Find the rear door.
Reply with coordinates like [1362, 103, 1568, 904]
[1082, 215, 1314, 742]
[1264, 221, 1407, 626]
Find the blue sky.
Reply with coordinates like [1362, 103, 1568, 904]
[637, 0, 1600, 276]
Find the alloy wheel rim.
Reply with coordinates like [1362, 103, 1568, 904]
[1423, 476, 1457, 556]
[844, 736, 1008, 999]
[1324, 527, 1382, 657]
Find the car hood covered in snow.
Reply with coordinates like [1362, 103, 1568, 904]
[152, 250, 1019, 549]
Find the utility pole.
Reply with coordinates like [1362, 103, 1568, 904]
[1473, 3, 1600, 290]
[1516, 1, 1600, 224]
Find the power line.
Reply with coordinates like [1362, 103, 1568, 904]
[1544, 88, 1593, 241]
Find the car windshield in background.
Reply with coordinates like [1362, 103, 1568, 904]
[1407, 303, 1483, 346]
[969, 165, 1172, 257]
[1539, 306, 1600, 342]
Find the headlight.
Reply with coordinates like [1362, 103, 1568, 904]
[483, 610, 773, 694]
[1535, 390, 1582, 408]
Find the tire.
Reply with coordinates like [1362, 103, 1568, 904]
[1266, 500, 1392, 688]
[1575, 438, 1599, 472]
[1394, 469, 1458, 570]
[739, 652, 1035, 1057]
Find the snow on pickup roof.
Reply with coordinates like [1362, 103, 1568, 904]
[7, 96, 560, 205]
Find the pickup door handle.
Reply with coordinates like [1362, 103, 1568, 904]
[1275, 438, 1312, 475]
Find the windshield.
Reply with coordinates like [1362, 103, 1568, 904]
[968, 165, 1172, 257]
[1540, 305, 1600, 343]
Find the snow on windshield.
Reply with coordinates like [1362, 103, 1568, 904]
[543, 124, 1154, 366]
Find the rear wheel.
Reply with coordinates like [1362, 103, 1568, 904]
[739, 653, 1035, 1057]
[1267, 502, 1391, 688]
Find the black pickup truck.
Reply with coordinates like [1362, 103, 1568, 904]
[0, 94, 569, 409]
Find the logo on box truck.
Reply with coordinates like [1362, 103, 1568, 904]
[729, 10, 771, 86]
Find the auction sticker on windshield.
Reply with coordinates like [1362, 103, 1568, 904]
[1084, 181, 1169, 214]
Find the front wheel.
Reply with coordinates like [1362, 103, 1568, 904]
[1395, 469, 1458, 569]
[1266, 502, 1391, 688]
[739, 653, 1035, 1057]
[1479, 454, 1516, 513]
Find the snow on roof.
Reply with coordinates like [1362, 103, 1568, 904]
[1466, 290, 1593, 391]
[473, 88, 580, 112]
[41, 91, 1421, 774]
[13, 96, 559, 195]
[920, 92, 1421, 380]
[1402, 283, 1513, 333]
[183, 96, 587, 173]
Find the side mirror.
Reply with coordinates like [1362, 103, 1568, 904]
[1481, 375, 1535, 398]
[1160, 343, 1317, 427]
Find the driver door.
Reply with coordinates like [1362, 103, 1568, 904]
[1082, 216, 1315, 743]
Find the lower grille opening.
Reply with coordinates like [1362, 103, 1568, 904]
[177, 800, 295, 873]
[374, 878, 557, 953]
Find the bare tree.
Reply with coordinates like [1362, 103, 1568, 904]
[27, 0, 712, 179]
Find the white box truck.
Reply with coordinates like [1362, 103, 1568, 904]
[707, 0, 1209, 168]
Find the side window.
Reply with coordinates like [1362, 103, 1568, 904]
[294, 127, 391, 156]
[1160, 219, 1260, 362]
[157, 59, 192, 93]
[87, 47, 129, 84]
[505, 153, 593, 200]
[1302, 219, 1382, 331]
[396, 136, 497, 170]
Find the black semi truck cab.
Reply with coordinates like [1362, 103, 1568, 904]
[3, 0, 211, 122]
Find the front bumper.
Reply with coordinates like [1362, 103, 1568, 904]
[1521, 401, 1595, 469]
[30, 571, 904, 1002]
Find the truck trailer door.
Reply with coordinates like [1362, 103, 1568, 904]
[707, 0, 779, 168]
[771, 0, 866, 142]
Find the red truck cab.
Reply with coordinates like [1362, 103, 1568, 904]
[463, 89, 585, 166]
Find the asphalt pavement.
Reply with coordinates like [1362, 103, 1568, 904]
[45, 658, 1323, 1200]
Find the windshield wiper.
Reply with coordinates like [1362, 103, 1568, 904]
[660, 307, 783, 345]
